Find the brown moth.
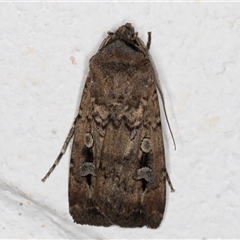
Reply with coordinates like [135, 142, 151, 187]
[42, 23, 175, 229]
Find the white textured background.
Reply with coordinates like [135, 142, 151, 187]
[1, 2, 240, 239]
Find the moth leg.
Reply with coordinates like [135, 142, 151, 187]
[41, 117, 78, 182]
[147, 32, 151, 50]
[166, 170, 175, 192]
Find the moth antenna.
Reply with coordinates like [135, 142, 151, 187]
[157, 84, 176, 150]
[166, 171, 175, 192]
[137, 30, 176, 149]
[147, 32, 151, 50]
[41, 117, 77, 182]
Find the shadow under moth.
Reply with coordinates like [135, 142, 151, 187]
[42, 23, 175, 229]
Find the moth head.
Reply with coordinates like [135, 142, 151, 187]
[110, 23, 136, 43]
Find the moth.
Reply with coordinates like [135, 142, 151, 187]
[42, 23, 175, 229]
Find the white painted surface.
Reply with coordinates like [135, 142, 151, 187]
[1, 2, 240, 238]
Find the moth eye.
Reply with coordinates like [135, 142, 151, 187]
[80, 162, 96, 177]
[85, 133, 93, 148]
[141, 138, 151, 153]
[136, 167, 155, 183]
